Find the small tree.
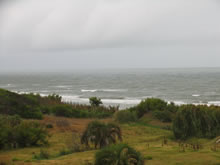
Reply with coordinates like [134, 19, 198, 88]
[89, 97, 102, 107]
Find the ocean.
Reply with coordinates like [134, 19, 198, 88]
[1, 68, 220, 109]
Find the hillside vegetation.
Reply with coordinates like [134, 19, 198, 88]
[1, 88, 220, 165]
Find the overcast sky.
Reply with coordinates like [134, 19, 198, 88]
[0, 0, 220, 72]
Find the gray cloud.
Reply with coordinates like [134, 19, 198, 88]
[0, 0, 220, 52]
[0, 0, 220, 71]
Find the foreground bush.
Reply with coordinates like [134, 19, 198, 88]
[81, 121, 122, 149]
[95, 144, 144, 165]
[114, 110, 137, 123]
[173, 105, 220, 139]
[0, 115, 49, 149]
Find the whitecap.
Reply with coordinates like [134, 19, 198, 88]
[51, 85, 72, 88]
[100, 89, 128, 92]
[192, 94, 200, 97]
[81, 89, 97, 92]
[101, 98, 141, 105]
[81, 89, 127, 93]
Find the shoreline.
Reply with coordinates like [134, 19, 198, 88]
[13, 90, 220, 109]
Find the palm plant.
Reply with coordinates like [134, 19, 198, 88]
[81, 121, 122, 149]
[95, 143, 144, 165]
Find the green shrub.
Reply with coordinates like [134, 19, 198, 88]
[52, 105, 72, 117]
[152, 110, 172, 122]
[136, 98, 167, 118]
[114, 110, 137, 123]
[173, 105, 220, 139]
[14, 122, 49, 147]
[95, 144, 144, 165]
[0, 115, 49, 149]
[0, 89, 43, 119]
[40, 106, 51, 114]
[51, 104, 115, 119]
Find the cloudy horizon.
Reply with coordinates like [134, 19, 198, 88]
[0, 0, 220, 72]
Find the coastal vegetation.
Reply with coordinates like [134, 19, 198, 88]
[0, 115, 48, 150]
[1, 88, 220, 164]
[81, 121, 122, 149]
[0, 89, 117, 120]
[95, 144, 144, 165]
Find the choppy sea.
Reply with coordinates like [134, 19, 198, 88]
[1, 68, 220, 109]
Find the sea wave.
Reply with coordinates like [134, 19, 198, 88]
[61, 95, 140, 105]
[81, 89, 127, 93]
[192, 94, 200, 97]
[0, 84, 15, 88]
[50, 85, 72, 88]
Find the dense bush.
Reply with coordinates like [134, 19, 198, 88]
[51, 104, 116, 118]
[0, 115, 49, 149]
[152, 110, 173, 122]
[0, 89, 116, 119]
[136, 98, 168, 118]
[0, 89, 49, 119]
[95, 143, 144, 165]
[127, 98, 178, 122]
[173, 105, 220, 139]
[114, 110, 137, 123]
[81, 121, 122, 148]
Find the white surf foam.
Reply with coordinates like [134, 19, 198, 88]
[51, 85, 72, 88]
[192, 94, 200, 97]
[61, 95, 141, 105]
[208, 101, 220, 106]
[81, 89, 97, 93]
[81, 89, 127, 93]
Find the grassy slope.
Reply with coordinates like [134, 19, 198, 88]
[1, 116, 220, 165]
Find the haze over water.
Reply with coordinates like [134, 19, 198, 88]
[0, 68, 220, 109]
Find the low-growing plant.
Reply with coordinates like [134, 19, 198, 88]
[144, 155, 153, 160]
[58, 148, 72, 156]
[95, 143, 144, 165]
[66, 133, 84, 152]
[46, 123, 53, 129]
[33, 149, 50, 160]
